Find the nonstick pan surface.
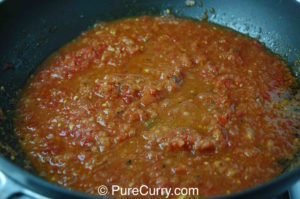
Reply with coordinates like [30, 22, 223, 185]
[0, 0, 300, 198]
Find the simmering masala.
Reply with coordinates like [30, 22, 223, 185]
[15, 16, 300, 197]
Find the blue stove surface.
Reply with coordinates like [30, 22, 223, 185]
[289, 180, 300, 199]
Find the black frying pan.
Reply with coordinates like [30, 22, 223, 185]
[0, 0, 300, 198]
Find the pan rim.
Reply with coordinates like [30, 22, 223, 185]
[1, 155, 300, 199]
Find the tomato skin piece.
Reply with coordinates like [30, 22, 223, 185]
[263, 91, 271, 101]
[218, 115, 228, 127]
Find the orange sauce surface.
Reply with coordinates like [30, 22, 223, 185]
[15, 16, 300, 198]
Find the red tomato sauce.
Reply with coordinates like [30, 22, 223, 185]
[15, 16, 300, 197]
